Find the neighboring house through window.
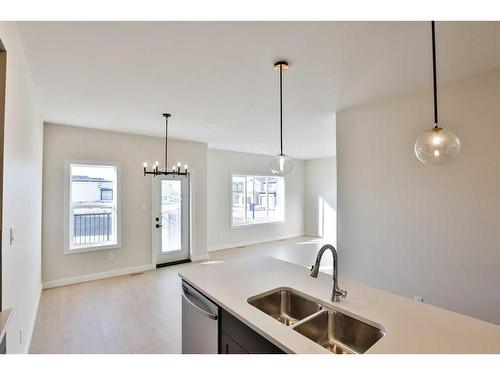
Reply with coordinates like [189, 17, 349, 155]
[65, 162, 120, 253]
[231, 174, 285, 227]
[100, 187, 113, 201]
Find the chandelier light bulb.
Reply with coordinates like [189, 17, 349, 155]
[184, 164, 188, 170]
[177, 162, 181, 167]
[143, 162, 148, 168]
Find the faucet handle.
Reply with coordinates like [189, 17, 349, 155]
[340, 289, 347, 299]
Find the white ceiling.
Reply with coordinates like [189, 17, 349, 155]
[16, 21, 500, 159]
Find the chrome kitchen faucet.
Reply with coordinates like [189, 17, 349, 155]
[310, 244, 347, 302]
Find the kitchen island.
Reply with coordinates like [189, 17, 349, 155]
[179, 256, 500, 354]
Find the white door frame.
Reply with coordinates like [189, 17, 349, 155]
[151, 173, 191, 265]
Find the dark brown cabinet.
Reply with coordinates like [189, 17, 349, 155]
[219, 309, 285, 354]
[220, 332, 248, 354]
[0, 335, 6, 354]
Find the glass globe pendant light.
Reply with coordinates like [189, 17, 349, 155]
[414, 21, 461, 165]
[270, 61, 294, 176]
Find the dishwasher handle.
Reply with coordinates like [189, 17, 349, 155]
[182, 286, 218, 320]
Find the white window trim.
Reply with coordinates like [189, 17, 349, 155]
[230, 172, 286, 229]
[64, 160, 122, 255]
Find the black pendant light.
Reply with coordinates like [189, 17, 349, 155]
[270, 61, 294, 176]
[143, 113, 189, 177]
[414, 21, 461, 165]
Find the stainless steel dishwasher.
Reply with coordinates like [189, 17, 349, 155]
[181, 280, 219, 354]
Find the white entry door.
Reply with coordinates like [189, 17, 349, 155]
[153, 175, 190, 265]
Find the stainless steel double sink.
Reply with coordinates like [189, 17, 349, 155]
[248, 287, 386, 354]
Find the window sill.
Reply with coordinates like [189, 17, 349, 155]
[231, 220, 285, 230]
[64, 242, 121, 255]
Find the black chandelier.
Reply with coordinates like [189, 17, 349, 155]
[143, 113, 189, 177]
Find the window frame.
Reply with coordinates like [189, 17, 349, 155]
[64, 160, 122, 254]
[230, 172, 286, 229]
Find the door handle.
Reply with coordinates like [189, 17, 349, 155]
[155, 224, 162, 228]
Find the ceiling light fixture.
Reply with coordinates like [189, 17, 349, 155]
[270, 61, 294, 177]
[414, 21, 461, 165]
[143, 113, 189, 177]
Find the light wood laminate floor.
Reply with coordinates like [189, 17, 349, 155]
[29, 236, 332, 353]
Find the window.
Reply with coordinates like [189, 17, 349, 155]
[65, 162, 120, 253]
[231, 174, 284, 227]
[100, 188, 113, 201]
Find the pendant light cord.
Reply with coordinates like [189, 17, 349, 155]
[164, 114, 169, 168]
[279, 63, 283, 155]
[432, 21, 438, 128]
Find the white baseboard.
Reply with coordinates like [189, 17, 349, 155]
[25, 285, 42, 353]
[25, 283, 42, 353]
[190, 254, 209, 262]
[42, 264, 155, 289]
[208, 233, 305, 252]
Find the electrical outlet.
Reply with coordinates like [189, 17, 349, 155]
[414, 296, 423, 303]
[109, 253, 114, 261]
[9, 227, 15, 245]
[19, 328, 22, 344]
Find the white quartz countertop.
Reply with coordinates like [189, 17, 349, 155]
[179, 256, 500, 354]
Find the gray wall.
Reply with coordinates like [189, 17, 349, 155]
[0, 22, 43, 353]
[304, 157, 337, 242]
[42, 124, 208, 284]
[337, 69, 500, 324]
[207, 149, 305, 251]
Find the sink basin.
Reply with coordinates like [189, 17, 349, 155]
[248, 288, 322, 326]
[293, 309, 385, 354]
